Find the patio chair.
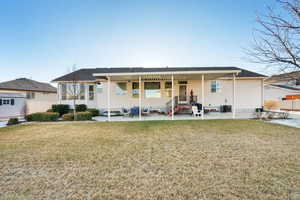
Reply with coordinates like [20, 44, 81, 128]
[129, 107, 139, 117]
[192, 106, 202, 117]
[122, 108, 130, 116]
[142, 107, 150, 115]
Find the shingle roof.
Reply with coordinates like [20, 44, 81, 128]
[0, 78, 57, 93]
[52, 67, 266, 82]
[266, 71, 300, 82]
[269, 84, 300, 91]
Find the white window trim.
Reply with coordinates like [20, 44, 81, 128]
[144, 81, 161, 99]
[211, 80, 221, 93]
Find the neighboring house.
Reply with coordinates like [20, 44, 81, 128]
[52, 67, 266, 119]
[265, 71, 300, 101]
[0, 78, 57, 118]
[0, 92, 26, 120]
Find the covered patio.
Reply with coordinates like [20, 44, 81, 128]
[93, 68, 242, 121]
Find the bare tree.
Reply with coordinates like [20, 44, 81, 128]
[246, 0, 300, 73]
[66, 65, 81, 120]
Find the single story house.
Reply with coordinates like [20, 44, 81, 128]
[265, 71, 300, 101]
[52, 67, 266, 120]
[0, 92, 26, 120]
[264, 84, 300, 101]
[0, 78, 57, 119]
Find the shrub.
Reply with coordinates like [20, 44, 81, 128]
[87, 108, 99, 117]
[26, 112, 59, 122]
[51, 104, 70, 116]
[76, 112, 92, 120]
[7, 118, 19, 125]
[75, 104, 87, 112]
[46, 108, 53, 112]
[62, 112, 92, 121]
[264, 100, 280, 110]
[62, 113, 74, 121]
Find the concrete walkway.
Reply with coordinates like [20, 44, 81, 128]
[93, 112, 254, 122]
[270, 112, 300, 128]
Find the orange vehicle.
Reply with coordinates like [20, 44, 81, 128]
[286, 94, 300, 100]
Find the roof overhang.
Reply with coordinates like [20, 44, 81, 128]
[93, 69, 241, 77]
[93, 70, 242, 81]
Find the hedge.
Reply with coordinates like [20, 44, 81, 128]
[76, 112, 92, 120]
[75, 104, 87, 112]
[7, 118, 19, 125]
[62, 113, 74, 121]
[62, 112, 92, 121]
[51, 104, 70, 116]
[87, 108, 99, 117]
[26, 112, 59, 122]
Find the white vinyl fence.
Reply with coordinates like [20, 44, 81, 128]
[280, 100, 300, 111]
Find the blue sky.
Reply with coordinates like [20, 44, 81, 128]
[0, 0, 274, 82]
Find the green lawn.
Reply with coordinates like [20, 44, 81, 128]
[0, 120, 299, 200]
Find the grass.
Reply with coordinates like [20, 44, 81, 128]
[0, 120, 299, 200]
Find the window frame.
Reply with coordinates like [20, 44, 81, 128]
[211, 80, 221, 93]
[144, 82, 161, 99]
[164, 81, 172, 98]
[61, 83, 67, 100]
[79, 84, 85, 100]
[26, 92, 35, 99]
[132, 82, 139, 98]
[89, 85, 95, 100]
[2, 99, 10, 105]
[116, 82, 127, 96]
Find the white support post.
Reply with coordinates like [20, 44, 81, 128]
[58, 83, 61, 104]
[171, 74, 174, 120]
[139, 76, 142, 120]
[232, 73, 236, 119]
[201, 74, 204, 120]
[107, 76, 111, 121]
[261, 79, 264, 109]
[85, 84, 88, 106]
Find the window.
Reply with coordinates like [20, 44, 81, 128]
[66, 83, 85, 100]
[165, 81, 172, 97]
[79, 84, 85, 100]
[67, 84, 76, 100]
[116, 82, 127, 95]
[26, 92, 35, 99]
[178, 81, 188, 84]
[296, 79, 300, 86]
[96, 82, 103, 93]
[89, 85, 95, 100]
[61, 84, 67, 100]
[144, 82, 161, 98]
[2, 99, 10, 105]
[10, 99, 14, 105]
[132, 82, 139, 98]
[211, 80, 221, 93]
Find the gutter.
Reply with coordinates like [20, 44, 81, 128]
[92, 70, 242, 77]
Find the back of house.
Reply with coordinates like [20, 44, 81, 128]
[52, 67, 266, 118]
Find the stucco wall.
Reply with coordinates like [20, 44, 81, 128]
[59, 79, 263, 112]
[26, 92, 58, 114]
[264, 85, 300, 101]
